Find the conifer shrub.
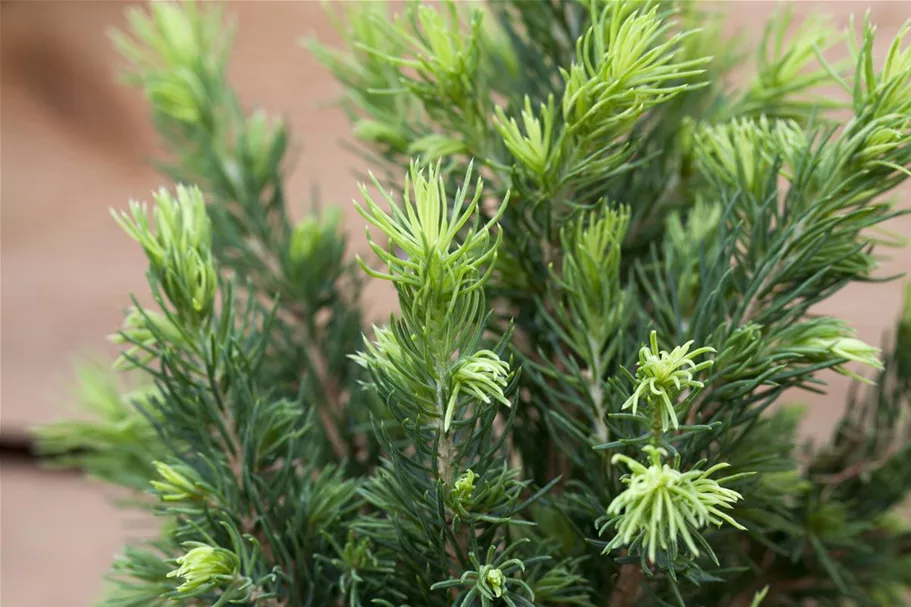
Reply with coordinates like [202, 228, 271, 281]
[36, 1, 911, 605]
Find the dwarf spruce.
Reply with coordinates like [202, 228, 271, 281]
[35, 1, 911, 606]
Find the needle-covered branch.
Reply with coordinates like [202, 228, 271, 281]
[35, 1, 911, 606]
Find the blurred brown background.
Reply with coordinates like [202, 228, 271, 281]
[1, 2, 909, 606]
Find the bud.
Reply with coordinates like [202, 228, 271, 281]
[146, 73, 203, 124]
[453, 469, 476, 499]
[771, 119, 809, 178]
[664, 199, 723, 316]
[484, 567, 506, 598]
[407, 133, 470, 161]
[855, 124, 908, 171]
[354, 160, 506, 303]
[561, 4, 710, 140]
[150, 461, 205, 503]
[601, 446, 747, 563]
[819, 337, 883, 371]
[112, 185, 217, 327]
[167, 542, 239, 594]
[113, 2, 228, 126]
[715, 322, 764, 378]
[695, 119, 768, 196]
[560, 63, 596, 130]
[676, 117, 698, 159]
[110, 307, 186, 370]
[622, 331, 715, 431]
[666, 198, 722, 257]
[351, 325, 406, 377]
[177, 247, 219, 320]
[435, 549, 526, 602]
[785, 317, 883, 383]
[289, 207, 343, 267]
[860, 19, 911, 119]
[494, 96, 557, 179]
[149, 2, 203, 68]
[761, 469, 812, 496]
[243, 109, 288, 187]
[450, 469, 477, 515]
[414, 4, 481, 91]
[562, 206, 629, 307]
[340, 531, 378, 570]
[353, 120, 408, 150]
[447, 350, 512, 432]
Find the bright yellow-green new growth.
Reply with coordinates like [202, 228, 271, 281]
[622, 331, 715, 431]
[167, 542, 239, 593]
[602, 446, 746, 563]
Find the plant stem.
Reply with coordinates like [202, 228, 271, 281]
[586, 337, 609, 442]
[433, 370, 463, 603]
[609, 564, 644, 607]
[436, 377, 454, 485]
[307, 342, 348, 462]
[651, 401, 664, 446]
[438, 433, 455, 486]
[286, 303, 349, 462]
[248, 587, 286, 607]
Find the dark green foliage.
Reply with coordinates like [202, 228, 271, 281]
[34, 1, 911, 606]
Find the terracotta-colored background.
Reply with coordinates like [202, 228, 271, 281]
[1, 2, 909, 606]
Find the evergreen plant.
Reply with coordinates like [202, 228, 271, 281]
[35, 1, 911, 605]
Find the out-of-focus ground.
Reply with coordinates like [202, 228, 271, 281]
[1, 2, 909, 606]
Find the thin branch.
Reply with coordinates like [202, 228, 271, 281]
[436, 377, 455, 486]
[609, 564, 644, 607]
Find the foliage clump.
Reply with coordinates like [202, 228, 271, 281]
[36, 1, 911, 606]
